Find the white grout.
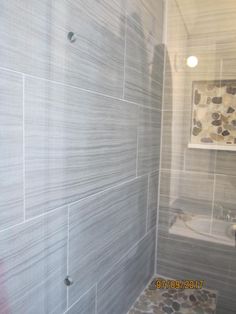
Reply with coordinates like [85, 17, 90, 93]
[63, 285, 96, 314]
[210, 152, 217, 234]
[0, 175, 147, 234]
[0, 66, 161, 113]
[155, 0, 168, 275]
[22, 74, 26, 222]
[122, 13, 127, 99]
[66, 205, 70, 309]
[135, 124, 139, 178]
[145, 174, 150, 233]
[95, 283, 98, 314]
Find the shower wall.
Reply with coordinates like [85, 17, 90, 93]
[156, 1, 236, 313]
[0, 1, 164, 314]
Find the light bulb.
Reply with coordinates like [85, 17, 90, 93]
[187, 56, 198, 68]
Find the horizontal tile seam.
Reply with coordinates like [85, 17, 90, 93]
[0, 174, 149, 234]
[0, 66, 161, 112]
[125, 64, 163, 86]
[160, 168, 215, 176]
[160, 168, 235, 177]
[63, 284, 96, 314]
[97, 225, 156, 288]
[67, 174, 147, 210]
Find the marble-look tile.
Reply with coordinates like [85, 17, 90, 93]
[97, 229, 156, 314]
[156, 236, 231, 292]
[25, 78, 138, 218]
[215, 151, 236, 176]
[161, 110, 191, 170]
[0, 206, 67, 314]
[213, 175, 236, 214]
[68, 177, 148, 305]
[160, 170, 214, 216]
[0, 0, 125, 97]
[212, 175, 236, 238]
[0, 69, 23, 230]
[125, 0, 164, 109]
[127, 0, 163, 43]
[163, 108, 217, 174]
[147, 172, 159, 230]
[137, 107, 161, 176]
[66, 287, 96, 314]
[184, 148, 216, 174]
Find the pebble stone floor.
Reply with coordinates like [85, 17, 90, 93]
[128, 278, 217, 314]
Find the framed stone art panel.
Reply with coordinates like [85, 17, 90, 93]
[189, 80, 236, 151]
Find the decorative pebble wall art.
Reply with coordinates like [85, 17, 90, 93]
[189, 80, 236, 151]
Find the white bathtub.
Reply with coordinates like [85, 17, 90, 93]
[169, 215, 235, 247]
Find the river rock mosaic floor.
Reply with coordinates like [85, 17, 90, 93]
[128, 278, 217, 314]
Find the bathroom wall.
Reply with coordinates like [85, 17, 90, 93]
[0, 1, 164, 313]
[156, 1, 236, 313]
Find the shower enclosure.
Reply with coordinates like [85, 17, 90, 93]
[0, 0, 235, 314]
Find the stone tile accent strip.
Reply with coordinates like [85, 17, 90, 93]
[128, 277, 217, 314]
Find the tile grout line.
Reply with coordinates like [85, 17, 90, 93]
[122, 12, 127, 99]
[63, 285, 96, 314]
[135, 120, 139, 178]
[0, 174, 150, 234]
[66, 205, 70, 310]
[155, 0, 167, 275]
[22, 74, 26, 221]
[210, 152, 217, 234]
[145, 174, 150, 233]
[101, 226, 156, 291]
[0, 66, 161, 113]
[95, 283, 98, 314]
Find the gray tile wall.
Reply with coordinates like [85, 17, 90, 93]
[156, 1, 236, 313]
[0, 0, 164, 313]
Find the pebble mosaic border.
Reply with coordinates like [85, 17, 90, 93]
[128, 277, 217, 314]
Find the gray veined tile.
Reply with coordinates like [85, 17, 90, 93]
[25, 78, 138, 219]
[147, 171, 159, 230]
[0, 206, 67, 314]
[124, 0, 164, 109]
[160, 169, 214, 216]
[68, 177, 148, 305]
[97, 229, 156, 314]
[137, 107, 161, 176]
[0, 0, 125, 98]
[66, 287, 96, 314]
[127, 0, 164, 43]
[216, 150, 236, 176]
[156, 236, 231, 291]
[0, 69, 23, 231]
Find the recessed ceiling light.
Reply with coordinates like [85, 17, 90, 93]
[187, 56, 198, 68]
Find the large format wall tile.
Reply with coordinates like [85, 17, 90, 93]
[160, 170, 214, 216]
[68, 177, 148, 305]
[137, 107, 161, 176]
[0, 69, 23, 230]
[147, 171, 159, 230]
[127, 0, 164, 43]
[25, 78, 138, 218]
[216, 151, 236, 176]
[97, 229, 156, 314]
[0, 0, 125, 97]
[0, 206, 67, 314]
[66, 287, 96, 314]
[156, 236, 231, 291]
[124, 1, 164, 109]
